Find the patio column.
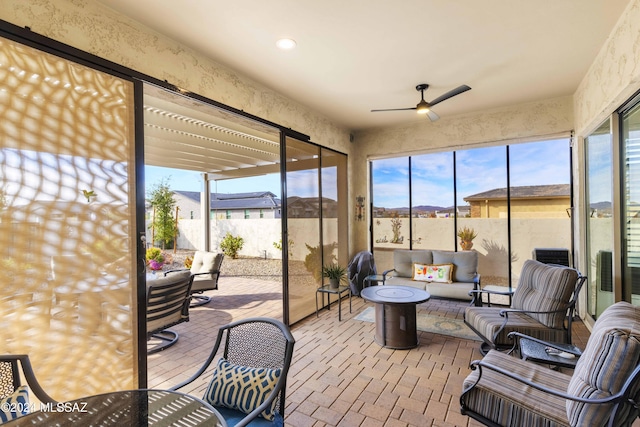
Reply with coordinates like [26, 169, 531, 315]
[201, 173, 211, 251]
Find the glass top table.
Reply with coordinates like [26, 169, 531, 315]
[5, 389, 227, 426]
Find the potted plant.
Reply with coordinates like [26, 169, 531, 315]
[457, 226, 477, 250]
[322, 263, 347, 289]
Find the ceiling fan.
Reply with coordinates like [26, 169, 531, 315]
[371, 83, 471, 122]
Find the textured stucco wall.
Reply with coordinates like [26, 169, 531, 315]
[573, 0, 640, 137]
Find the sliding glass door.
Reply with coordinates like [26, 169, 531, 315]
[0, 36, 138, 399]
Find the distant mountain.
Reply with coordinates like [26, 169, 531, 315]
[590, 201, 611, 210]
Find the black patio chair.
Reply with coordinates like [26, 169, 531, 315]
[464, 259, 585, 354]
[147, 270, 194, 354]
[170, 317, 295, 426]
[0, 354, 56, 422]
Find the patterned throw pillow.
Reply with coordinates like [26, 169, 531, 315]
[203, 358, 281, 421]
[412, 263, 453, 283]
[0, 386, 30, 423]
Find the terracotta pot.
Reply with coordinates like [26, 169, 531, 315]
[460, 240, 474, 251]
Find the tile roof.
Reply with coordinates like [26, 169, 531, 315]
[174, 190, 280, 209]
[464, 184, 570, 201]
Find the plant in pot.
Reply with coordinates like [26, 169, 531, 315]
[322, 263, 347, 289]
[457, 226, 478, 250]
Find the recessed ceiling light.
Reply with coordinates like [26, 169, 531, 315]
[276, 38, 297, 50]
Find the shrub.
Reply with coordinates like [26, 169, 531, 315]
[220, 233, 244, 259]
[146, 247, 164, 263]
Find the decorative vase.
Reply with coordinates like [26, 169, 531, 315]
[460, 240, 473, 251]
[329, 278, 340, 289]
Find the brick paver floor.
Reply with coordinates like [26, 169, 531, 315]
[148, 275, 593, 427]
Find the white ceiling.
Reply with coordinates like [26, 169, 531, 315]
[98, 0, 630, 132]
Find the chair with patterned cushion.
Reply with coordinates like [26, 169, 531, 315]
[464, 259, 585, 354]
[0, 354, 57, 423]
[147, 270, 194, 354]
[460, 301, 640, 426]
[166, 251, 224, 307]
[170, 317, 295, 427]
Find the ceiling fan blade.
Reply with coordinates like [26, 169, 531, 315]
[426, 110, 440, 122]
[371, 107, 417, 112]
[428, 85, 471, 107]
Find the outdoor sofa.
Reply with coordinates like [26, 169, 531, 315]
[383, 249, 479, 301]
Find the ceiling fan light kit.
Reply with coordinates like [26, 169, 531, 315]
[372, 83, 471, 122]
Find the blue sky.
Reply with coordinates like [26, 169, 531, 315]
[372, 139, 572, 208]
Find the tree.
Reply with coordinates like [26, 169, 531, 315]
[147, 178, 178, 249]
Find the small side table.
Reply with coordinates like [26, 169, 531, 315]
[480, 285, 515, 306]
[316, 285, 351, 321]
[519, 337, 581, 369]
[363, 274, 385, 288]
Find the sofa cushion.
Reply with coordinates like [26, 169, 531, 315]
[566, 302, 640, 426]
[432, 250, 477, 282]
[412, 263, 453, 283]
[393, 250, 432, 277]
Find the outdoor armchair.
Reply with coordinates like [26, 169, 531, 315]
[147, 270, 193, 354]
[0, 354, 57, 422]
[460, 301, 640, 427]
[170, 317, 295, 427]
[464, 259, 585, 354]
[166, 251, 224, 307]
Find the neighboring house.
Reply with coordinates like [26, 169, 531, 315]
[172, 191, 281, 220]
[464, 184, 571, 218]
[434, 206, 471, 218]
[287, 196, 338, 218]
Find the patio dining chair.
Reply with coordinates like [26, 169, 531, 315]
[464, 259, 585, 354]
[0, 354, 57, 423]
[460, 301, 640, 426]
[170, 317, 295, 427]
[147, 270, 193, 354]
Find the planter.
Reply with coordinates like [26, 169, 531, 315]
[460, 240, 474, 251]
[329, 278, 340, 289]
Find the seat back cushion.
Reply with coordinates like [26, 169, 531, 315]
[566, 301, 640, 426]
[511, 259, 578, 328]
[0, 385, 29, 422]
[393, 250, 432, 278]
[204, 358, 281, 421]
[432, 250, 478, 282]
[191, 251, 222, 275]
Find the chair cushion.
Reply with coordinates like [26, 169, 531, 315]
[465, 306, 569, 346]
[412, 263, 453, 283]
[0, 386, 30, 422]
[190, 251, 222, 275]
[432, 250, 477, 282]
[511, 259, 578, 328]
[204, 358, 281, 421]
[566, 302, 640, 426]
[462, 350, 571, 426]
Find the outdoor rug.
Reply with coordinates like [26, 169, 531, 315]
[354, 307, 482, 341]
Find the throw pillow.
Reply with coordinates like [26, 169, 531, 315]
[0, 386, 30, 423]
[203, 358, 281, 421]
[412, 263, 453, 283]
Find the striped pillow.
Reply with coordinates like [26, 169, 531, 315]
[203, 358, 281, 421]
[511, 260, 577, 328]
[566, 302, 640, 426]
[0, 386, 30, 422]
